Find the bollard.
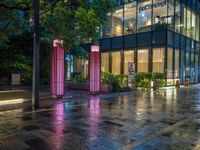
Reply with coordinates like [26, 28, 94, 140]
[184, 79, 189, 87]
[175, 80, 180, 88]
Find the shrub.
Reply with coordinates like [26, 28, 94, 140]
[101, 72, 128, 92]
[152, 72, 166, 87]
[71, 76, 88, 83]
[135, 72, 166, 88]
[101, 72, 115, 85]
[135, 72, 152, 88]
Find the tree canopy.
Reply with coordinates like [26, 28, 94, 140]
[0, 0, 115, 83]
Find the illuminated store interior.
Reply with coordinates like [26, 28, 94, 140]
[100, 0, 200, 85]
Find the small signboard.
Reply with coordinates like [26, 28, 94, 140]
[11, 73, 20, 85]
[128, 62, 135, 88]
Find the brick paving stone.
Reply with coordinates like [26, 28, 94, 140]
[0, 87, 200, 149]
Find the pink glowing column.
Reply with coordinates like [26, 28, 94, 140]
[90, 45, 100, 94]
[51, 39, 64, 98]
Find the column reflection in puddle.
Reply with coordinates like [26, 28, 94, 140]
[88, 96, 100, 140]
[52, 102, 64, 147]
[165, 88, 177, 112]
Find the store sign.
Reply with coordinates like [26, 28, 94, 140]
[128, 62, 135, 88]
[139, 0, 167, 12]
[167, 70, 178, 78]
[128, 62, 135, 75]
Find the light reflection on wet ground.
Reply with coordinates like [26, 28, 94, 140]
[0, 87, 200, 150]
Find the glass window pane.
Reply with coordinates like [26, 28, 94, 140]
[112, 51, 121, 74]
[195, 54, 198, 82]
[103, 13, 112, 38]
[167, 48, 173, 85]
[168, 0, 174, 29]
[191, 12, 196, 39]
[124, 2, 137, 35]
[137, 0, 152, 32]
[153, 0, 167, 27]
[101, 52, 110, 72]
[152, 48, 165, 73]
[196, 15, 200, 41]
[187, 9, 191, 37]
[183, 6, 187, 35]
[124, 50, 134, 75]
[137, 49, 149, 72]
[175, 49, 179, 79]
[185, 51, 190, 81]
[180, 48, 185, 83]
[112, 7, 123, 36]
[175, 0, 181, 33]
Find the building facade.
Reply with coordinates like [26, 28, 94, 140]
[100, 0, 200, 85]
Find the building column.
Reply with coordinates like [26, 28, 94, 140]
[51, 39, 64, 98]
[90, 45, 100, 94]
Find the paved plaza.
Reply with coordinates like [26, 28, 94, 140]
[0, 87, 200, 150]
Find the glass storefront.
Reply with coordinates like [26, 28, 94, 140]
[101, 0, 200, 85]
[100, 46, 199, 84]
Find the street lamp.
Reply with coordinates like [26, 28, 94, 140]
[32, 0, 40, 108]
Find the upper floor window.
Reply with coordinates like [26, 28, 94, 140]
[112, 7, 123, 36]
[124, 2, 137, 35]
[152, 0, 167, 29]
[137, 0, 152, 32]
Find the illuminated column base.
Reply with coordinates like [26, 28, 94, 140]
[51, 40, 64, 98]
[90, 46, 100, 94]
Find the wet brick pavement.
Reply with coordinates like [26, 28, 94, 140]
[0, 87, 200, 150]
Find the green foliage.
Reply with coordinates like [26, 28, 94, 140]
[75, 7, 99, 43]
[0, 5, 29, 48]
[135, 72, 166, 88]
[101, 72, 128, 92]
[135, 72, 152, 88]
[40, 0, 114, 49]
[101, 72, 115, 85]
[0, 0, 114, 85]
[152, 72, 166, 87]
[71, 76, 88, 83]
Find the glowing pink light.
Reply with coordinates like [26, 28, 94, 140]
[52, 103, 64, 147]
[91, 46, 100, 52]
[51, 40, 64, 97]
[88, 97, 100, 140]
[90, 45, 100, 94]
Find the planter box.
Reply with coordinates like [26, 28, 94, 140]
[101, 84, 113, 93]
[66, 82, 89, 90]
[65, 82, 113, 93]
